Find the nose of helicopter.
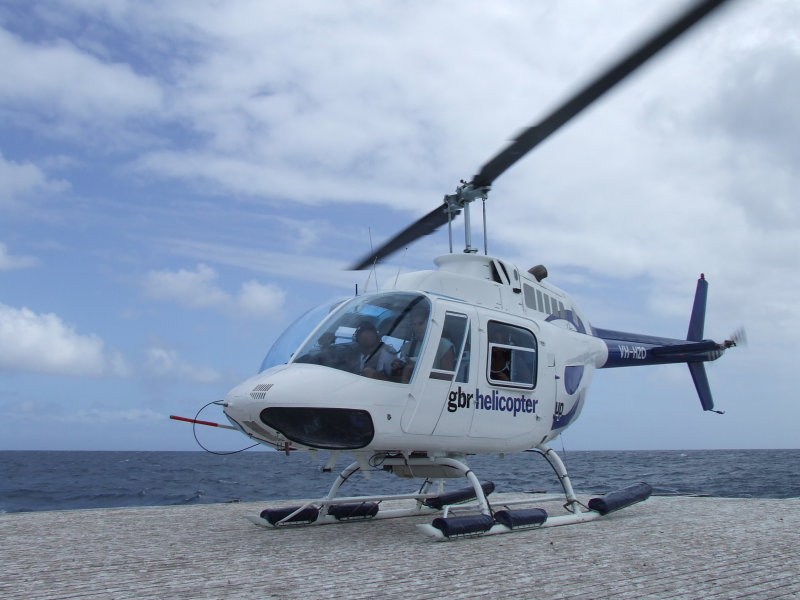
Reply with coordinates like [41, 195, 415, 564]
[222, 366, 376, 450]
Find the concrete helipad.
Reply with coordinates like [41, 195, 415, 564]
[1, 495, 798, 599]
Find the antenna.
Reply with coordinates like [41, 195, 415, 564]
[393, 248, 408, 289]
[482, 197, 488, 255]
[368, 227, 378, 291]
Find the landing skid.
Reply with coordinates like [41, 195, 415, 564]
[246, 445, 652, 539]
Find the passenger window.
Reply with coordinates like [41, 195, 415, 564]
[430, 313, 469, 382]
[487, 321, 537, 388]
[523, 284, 537, 311]
[456, 327, 471, 383]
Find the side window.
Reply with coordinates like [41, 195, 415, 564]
[487, 321, 537, 388]
[523, 283, 537, 311]
[430, 313, 470, 382]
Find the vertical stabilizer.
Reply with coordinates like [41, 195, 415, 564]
[687, 274, 708, 342]
[686, 274, 723, 412]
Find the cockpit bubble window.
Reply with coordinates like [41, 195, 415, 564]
[487, 321, 537, 388]
[260, 297, 347, 372]
[292, 292, 431, 383]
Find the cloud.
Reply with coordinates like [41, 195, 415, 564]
[142, 263, 229, 309]
[144, 346, 223, 384]
[0, 303, 129, 376]
[0, 152, 69, 208]
[142, 263, 285, 317]
[0, 242, 40, 270]
[158, 238, 354, 289]
[237, 280, 286, 318]
[0, 27, 163, 128]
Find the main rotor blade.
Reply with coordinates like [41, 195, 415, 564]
[349, 0, 732, 270]
[471, 0, 732, 188]
[350, 203, 453, 270]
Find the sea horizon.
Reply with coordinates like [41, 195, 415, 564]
[2, 448, 798, 514]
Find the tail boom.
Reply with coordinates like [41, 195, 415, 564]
[593, 329, 724, 369]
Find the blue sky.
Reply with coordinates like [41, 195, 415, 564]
[1, 0, 798, 451]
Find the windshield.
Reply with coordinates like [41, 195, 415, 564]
[292, 292, 431, 383]
[259, 297, 347, 372]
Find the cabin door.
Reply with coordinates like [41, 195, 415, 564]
[400, 306, 474, 435]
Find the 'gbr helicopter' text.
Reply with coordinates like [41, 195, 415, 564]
[448, 386, 539, 417]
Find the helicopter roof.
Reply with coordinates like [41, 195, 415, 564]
[386, 253, 574, 323]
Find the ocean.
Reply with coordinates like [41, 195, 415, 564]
[1, 449, 798, 514]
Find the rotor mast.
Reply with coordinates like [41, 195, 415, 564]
[445, 181, 490, 255]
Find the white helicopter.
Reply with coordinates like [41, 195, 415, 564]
[172, 0, 741, 539]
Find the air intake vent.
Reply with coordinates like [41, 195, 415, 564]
[250, 383, 273, 400]
[528, 265, 548, 281]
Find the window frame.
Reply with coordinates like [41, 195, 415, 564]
[485, 320, 538, 389]
[429, 311, 471, 383]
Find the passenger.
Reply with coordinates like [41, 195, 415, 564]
[315, 331, 344, 369]
[398, 310, 455, 381]
[490, 347, 511, 381]
[489, 328, 511, 381]
[400, 310, 428, 362]
[435, 320, 458, 371]
[353, 322, 400, 380]
[434, 338, 456, 371]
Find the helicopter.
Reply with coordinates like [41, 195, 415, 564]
[171, 0, 742, 539]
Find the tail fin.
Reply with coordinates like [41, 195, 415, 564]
[594, 274, 727, 412]
[685, 274, 724, 413]
[687, 273, 708, 342]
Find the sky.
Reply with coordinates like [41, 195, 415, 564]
[1, 0, 798, 451]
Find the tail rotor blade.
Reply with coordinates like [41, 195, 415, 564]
[724, 327, 747, 348]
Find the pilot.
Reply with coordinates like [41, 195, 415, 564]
[353, 322, 399, 380]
